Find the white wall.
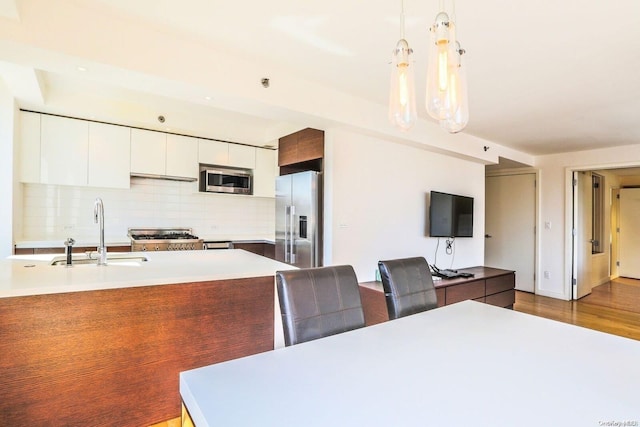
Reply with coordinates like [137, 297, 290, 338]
[535, 144, 640, 299]
[324, 128, 485, 282]
[20, 178, 275, 245]
[0, 80, 16, 258]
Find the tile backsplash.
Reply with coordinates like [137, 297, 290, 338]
[21, 177, 275, 243]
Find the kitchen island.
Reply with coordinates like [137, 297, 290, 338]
[0, 249, 294, 427]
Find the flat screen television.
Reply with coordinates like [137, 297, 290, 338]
[429, 191, 474, 237]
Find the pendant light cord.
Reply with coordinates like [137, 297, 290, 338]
[400, 0, 405, 39]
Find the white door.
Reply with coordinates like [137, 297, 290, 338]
[619, 188, 640, 279]
[485, 173, 536, 292]
[572, 171, 593, 299]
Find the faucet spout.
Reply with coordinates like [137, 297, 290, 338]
[94, 197, 107, 266]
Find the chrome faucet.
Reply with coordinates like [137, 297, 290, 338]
[64, 237, 75, 266]
[94, 197, 107, 266]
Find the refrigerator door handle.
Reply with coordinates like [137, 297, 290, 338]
[290, 205, 296, 264]
[284, 206, 290, 263]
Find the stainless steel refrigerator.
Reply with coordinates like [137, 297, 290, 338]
[276, 171, 322, 267]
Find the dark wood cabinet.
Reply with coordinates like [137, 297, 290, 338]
[359, 266, 515, 326]
[233, 242, 276, 260]
[278, 128, 324, 168]
[14, 245, 131, 255]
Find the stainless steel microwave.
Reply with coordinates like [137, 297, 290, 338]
[199, 167, 252, 195]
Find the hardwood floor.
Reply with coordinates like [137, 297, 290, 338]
[514, 277, 640, 341]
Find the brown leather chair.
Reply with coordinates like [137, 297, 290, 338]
[276, 265, 365, 346]
[378, 256, 438, 320]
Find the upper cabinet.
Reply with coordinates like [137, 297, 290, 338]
[40, 115, 89, 186]
[20, 112, 132, 189]
[278, 128, 324, 167]
[130, 129, 166, 176]
[198, 139, 228, 166]
[253, 148, 277, 197]
[229, 144, 256, 169]
[130, 129, 198, 180]
[199, 139, 256, 170]
[18, 111, 274, 195]
[88, 122, 131, 189]
[19, 111, 41, 184]
[166, 134, 198, 179]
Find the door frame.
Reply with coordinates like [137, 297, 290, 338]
[564, 162, 639, 300]
[485, 167, 540, 294]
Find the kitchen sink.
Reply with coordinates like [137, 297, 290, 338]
[50, 253, 148, 266]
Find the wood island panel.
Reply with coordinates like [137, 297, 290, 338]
[0, 276, 274, 427]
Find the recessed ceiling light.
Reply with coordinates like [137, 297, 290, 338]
[77, 66, 87, 72]
[204, 96, 212, 101]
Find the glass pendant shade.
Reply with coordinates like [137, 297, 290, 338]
[426, 12, 458, 121]
[389, 38, 417, 131]
[440, 41, 469, 133]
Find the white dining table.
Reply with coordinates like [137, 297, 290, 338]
[180, 300, 640, 426]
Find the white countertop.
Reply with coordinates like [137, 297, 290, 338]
[2, 249, 294, 298]
[181, 301, 640, 427]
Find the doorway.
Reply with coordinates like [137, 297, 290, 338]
[570, 167, 640, 299]
[485, 172, 537, 292]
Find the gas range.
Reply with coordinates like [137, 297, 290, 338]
[128, 228, 204, 251]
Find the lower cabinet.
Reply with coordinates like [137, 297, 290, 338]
[14, 245, 131, 255]
[359, 266, 515, 326]
[233, 242, 276, 260]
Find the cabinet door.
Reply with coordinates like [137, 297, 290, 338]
[278, 132, 298, 166]
[296, 128, 324, 163]
[131, 128, 166, 176]
[253, 148, 276, 197]
[166, 134, 198, 179]
[88, 122, 131, 189]
[19, 111, 41, 183]
[229, 144, 256, 169]
[199, 139, 228, 166]
[40, 115, 89, 186]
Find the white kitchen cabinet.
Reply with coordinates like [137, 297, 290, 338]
[198, 140, 255, 169]
[130, 128, 166, 176]
[88, 122, 131, 189]
[40, 115, 89, 186]
[253, 148, 277, 197]
[229, 144, 256, 169]
[19, 111, 41, 183]
[198, 139, 229, 166]
[166, 134, 198, 179]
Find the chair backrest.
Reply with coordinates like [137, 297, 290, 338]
[377, 257, 438, 320]
[276, 265, 365, 346]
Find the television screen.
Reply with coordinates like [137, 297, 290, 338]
[429, 191, 474, 237]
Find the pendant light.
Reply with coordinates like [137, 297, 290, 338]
[439, 41, 468, 133]
[389, 0, 417, 131]
[425, 1, 469, 133]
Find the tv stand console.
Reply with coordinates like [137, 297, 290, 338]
[358, 266, 515, 326]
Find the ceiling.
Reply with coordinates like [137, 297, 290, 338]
[1, 0, 640, 156]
